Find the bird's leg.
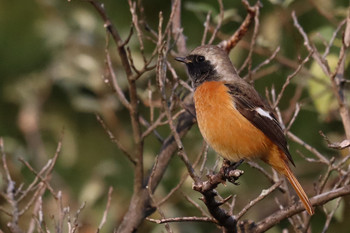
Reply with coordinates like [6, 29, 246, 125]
[223, 159, 244, 185]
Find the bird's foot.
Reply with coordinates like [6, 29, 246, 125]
[223, 159, 244, 185]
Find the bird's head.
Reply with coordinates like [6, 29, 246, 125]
[175, 45, 237, 88]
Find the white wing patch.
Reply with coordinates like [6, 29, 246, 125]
[255, 107, 273, 120]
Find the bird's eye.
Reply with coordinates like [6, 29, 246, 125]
[196, 56, 205, 63]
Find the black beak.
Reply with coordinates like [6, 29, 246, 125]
[175, 57, 191, 64]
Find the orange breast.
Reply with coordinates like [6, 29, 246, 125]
[194, 81, 272, 162]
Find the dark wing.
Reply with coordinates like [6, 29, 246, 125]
[225, 83, 295, 166]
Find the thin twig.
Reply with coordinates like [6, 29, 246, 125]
[236, 181, 282, 219]
[141, 113, 166, 139]
[171, 0, 187, 54]
[244, 46, 280, 80]
[287, 131, 329, 164]
[147, 156, 173, 233]
[273, 51, 313, 108]
[128, 0, 147, 63]
[246, 161, 285, 192]
[87, 0, 133, 76]
[96, 115, 136, 164]
[201, 11, 211, 45]
[208, 0, 224, 44]
[321, 195, 342, 233]
[139, 116, 164, 142]
[319, 131, 350, 150]
[17, 158, 53, 202]
[239, 0, 261, 82]
[147, 216, 218, 224]
[218, 0, 260, 53]
[182, 192, 210, 217]
[323, 19, 346, 59]
[158, 144, 204, 206]
[256, 185, 350, 233]
[105, 45, 131, 110]
[18, 159, 57, 198]
[97, 187, 113, 232]
[292, 11, 331, 76]
[199, 141, 209, 174]
[285, 103, 301, 132]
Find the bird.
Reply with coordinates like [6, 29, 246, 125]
[175, 45, 314, 215]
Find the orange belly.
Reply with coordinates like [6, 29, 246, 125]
[194, 81, 273, 162]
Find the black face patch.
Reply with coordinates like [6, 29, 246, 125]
[185, 55, 217, 87]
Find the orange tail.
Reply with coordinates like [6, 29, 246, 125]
[281, 162, 314, 215]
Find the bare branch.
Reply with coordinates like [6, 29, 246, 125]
[158, 143, 204, 206]
[147, 216, 218, 224]
[208, 0, 224, 45]
[238, 1, 261, 82]
[87, 0, 133, 77]
[193, 160, 244, 231]
[218, 0, 261, 53]
[323, 19, 346, 58]
[287, 131, 329, 164]
[171, 0, 187, 55]
[96, 115, 136, 164]
[329, 11, 350, 140]
[236, 181, 282, 219]
[292, 11, 331, 76]
[139, 116, 164, 142]
[246, 161, 285, 191]
[128, 0, 147, 63]
[244, 46, 280, 81]
[104, 45, 131, 110]
[201, 11, 212, 46]
[285, 103, 301, 132]
[273, 51, 313, 108]
[97, 187, 113, 232]
[293, 9, 350, 140]
[257, 185, 350, 233]
[141, 113, 166, 140]
[182, 192, 210, 218]
[319, 131, 350, 150]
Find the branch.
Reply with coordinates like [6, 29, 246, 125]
[0, 138, 23, 233]
[236, 181, 282, 219]
[171, 0, 187, 55]
[218, 0, 261, 53]
[87, 0, 132, 77]
[238, 0, 261, 81]
[287, 131, 329, 164]
[319, 131, 350, 150]
[256, 185, 350, 233]
[292, 11, 331, 77]
[96, 115, 136, 164]
[201, 11, 212, 46]
[104, 44, 131, 110]
[273, 51, 313, 108]
[193, 160, 244, 232]
[97, 187, 113, 232]
[87, 0, 144, 192]
[292, 11, 350, 140]
[243, 46, 280, 81]
[330, 12, 350, 140]
[148, 94, 196, 192]
[147, 216, 218, 224]
[116, 96, 196, 233]
[208, 0, 224, 45]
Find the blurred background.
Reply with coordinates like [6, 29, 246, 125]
[1, 0, 350, 232]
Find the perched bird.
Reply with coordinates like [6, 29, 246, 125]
[175, 45, 314, 215]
